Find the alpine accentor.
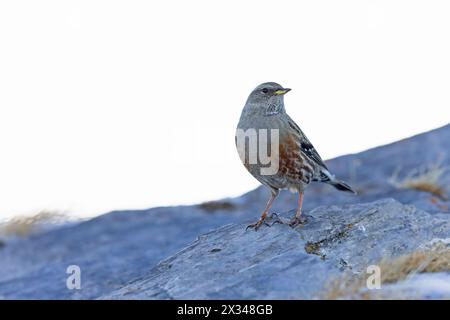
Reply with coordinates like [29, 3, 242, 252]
[236, 82, 356, 230]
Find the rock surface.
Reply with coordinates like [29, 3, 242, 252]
[0, 124, 449, 299]
[100, 199, 450, 299]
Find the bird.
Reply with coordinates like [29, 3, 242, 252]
[235, 82, 356, 230]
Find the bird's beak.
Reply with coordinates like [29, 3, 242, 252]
[274, 88, 291, 95]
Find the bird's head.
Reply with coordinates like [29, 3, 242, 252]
[244, 82, 291, 115]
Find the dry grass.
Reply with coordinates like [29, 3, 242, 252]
[0, 210, 67, 238]
[389, 161, 449, 201]
[198, 200, 236, 213]
[322, 243, 450, 299]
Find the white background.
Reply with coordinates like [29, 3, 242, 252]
[0, 1, 449, 220]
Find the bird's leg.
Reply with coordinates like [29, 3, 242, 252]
[246, 191, 278, 231]
[289, 192, 305, 227]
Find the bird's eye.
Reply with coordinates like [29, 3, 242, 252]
[261, 88, 269, 94]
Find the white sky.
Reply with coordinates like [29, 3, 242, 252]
[0, 1, 449, 220]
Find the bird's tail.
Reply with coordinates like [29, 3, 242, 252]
[319, 169, 357, 194]
[330, 179, 357, 194]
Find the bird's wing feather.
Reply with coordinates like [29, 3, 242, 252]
[286, 116, 328, 170]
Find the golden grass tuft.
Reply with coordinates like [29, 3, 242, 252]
[389, 162, 449, 201]
[407, 182, 448, 201]
[0, 210, 67, 238]
[322, 243, 450, 300]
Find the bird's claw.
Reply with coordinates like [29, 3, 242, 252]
[268, 213, 284, 226]
[246, 219, 270, 231]
[289, 216, 306, 228]
[269, 212, 280, 219]
[246, 212, 306, 230]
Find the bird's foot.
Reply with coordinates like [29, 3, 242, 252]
[289, 215, 307, 228]
[268, 213, 284, 226]
[246, 218, 270, 231]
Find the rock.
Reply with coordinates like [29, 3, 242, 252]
[100, 199, 450, 299]
[0, 206, 252, 299]
[0, 124, 449, 299]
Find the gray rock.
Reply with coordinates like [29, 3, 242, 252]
[0, 124, 449, 299]
[101, 199, 450, 299]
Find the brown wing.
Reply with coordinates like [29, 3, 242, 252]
[285, 116, 328, 170]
